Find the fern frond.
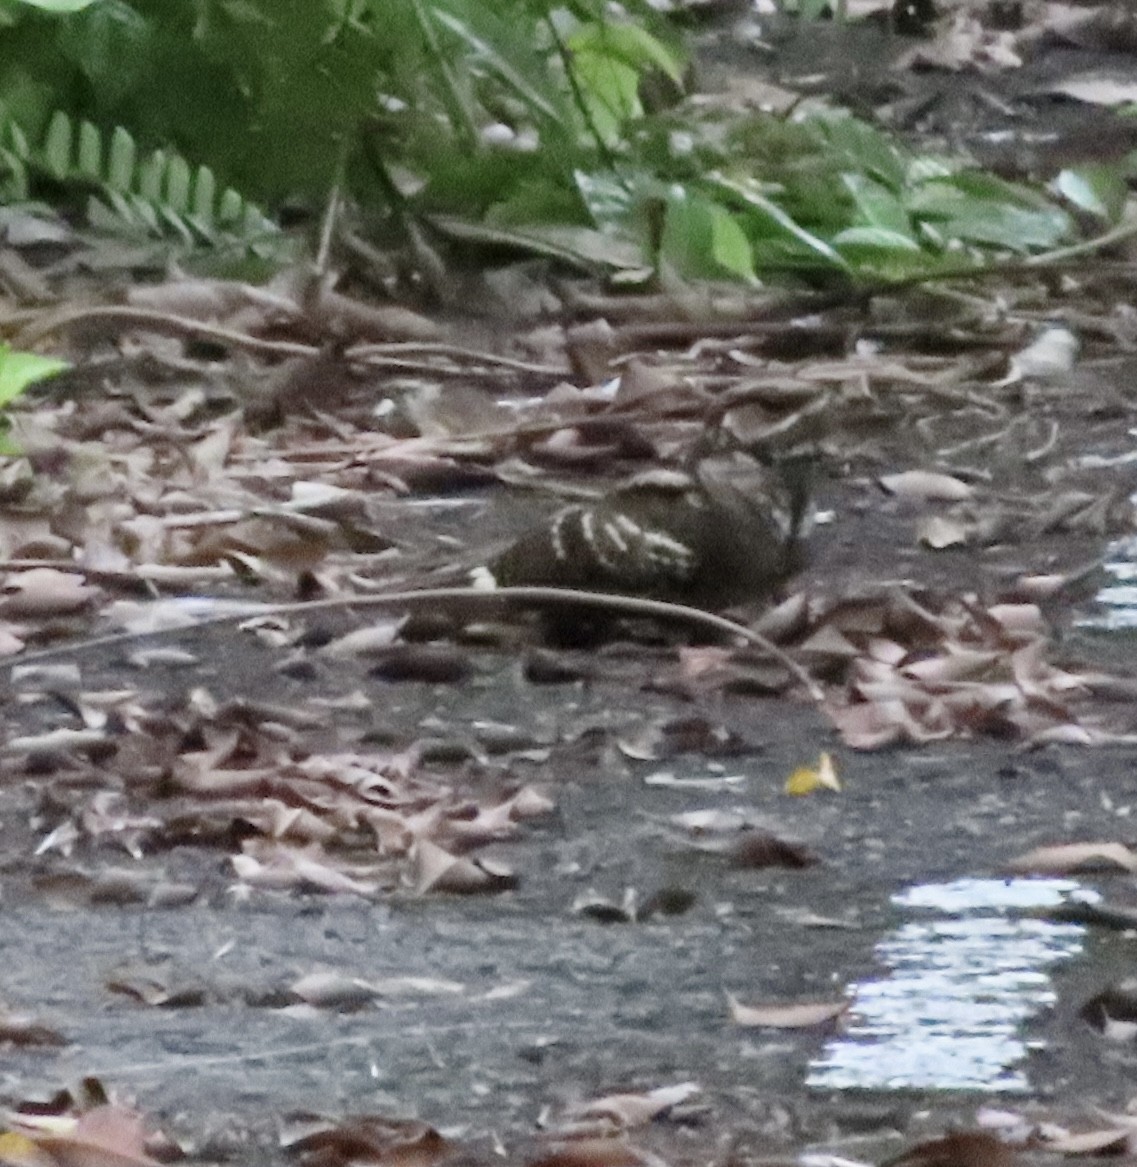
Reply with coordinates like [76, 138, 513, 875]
[0, 106, 279, 250]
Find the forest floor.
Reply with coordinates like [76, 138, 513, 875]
[4, 5, 1137, 1167]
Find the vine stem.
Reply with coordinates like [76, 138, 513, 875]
[10, 585, 823, 702]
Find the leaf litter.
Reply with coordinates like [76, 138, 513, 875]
[7, 15, 1137, 1152]
[0, 281, 1131, 1149]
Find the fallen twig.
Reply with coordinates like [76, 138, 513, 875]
[8, 585, 824, 702]
[14, 306, 568, 377]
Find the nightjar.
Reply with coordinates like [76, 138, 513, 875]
[482, 448, 816, 610]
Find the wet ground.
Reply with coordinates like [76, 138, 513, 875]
[4, 335, 1137, 1159]
[1, 563, 1137, 1164]
[7, 6, 1137, 1163]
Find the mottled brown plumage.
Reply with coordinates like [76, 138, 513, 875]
[488, 449, 815, 610]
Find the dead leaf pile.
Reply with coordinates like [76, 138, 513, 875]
[788, 588, 1128, 749]
[541, 1083, 700, 1140]
[2, 1094, 172, 1167]
[17, 684, 554, 901]
[280, 1112, 454, 1167]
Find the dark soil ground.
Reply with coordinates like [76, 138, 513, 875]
[0, 625, 1135, 1164]
[1, 491, 1136, 1166]
[7, 7, 1137, 1166]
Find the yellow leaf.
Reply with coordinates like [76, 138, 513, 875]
[784, 752, 840, 795]
[0, 1131, 54, 1167]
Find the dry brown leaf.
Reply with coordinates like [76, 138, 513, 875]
[105, 970, 207, 1007]
[821, 579, 1118, 749]
[321, 622, 402, 657]
[752, 591, 810, 641]
[255, 801, 340, 845]
[865, 638, 907, 666]
[885, 1131, 1016, 1167]
[899, 10, 1021, 71]
[288, 972, 380, 1011]
[1006, 841, 1137, 875]
[612, 360, 696, 412]
[1035, 1128, 1133, 1155]
[1051, 77, 1137, 106]
[726, 994, 850, 1029]
[852, 655, 900, 686]
[670, 809, 748, 835]
[0, 569, 98, 618]
[434, 801, 519, 850]
[172, 760, 276, 797]
[26, 1105, 162, 1167]
[6, 728, 109, 757]
[986, 604, 1047, 640]
[357, 806, 415, 854]
[902, 648, 999, 684]
[880, 470, 974, 502]
[917, 515, 969, 549]
[527, 1136, 663, 1167]
[798, 624, 861, 660]
[1005, 325, 1079, 383]
[232, 843, 381, 897]
[0, 624, 26, 655]
[730, 831, 818, 869]
[1022, 724, 1101, 746]
[508, 785, 556, 820]
[366, 975, 465, 998]
[0, 1014, 67, 1048]
[125, 273, 286, 318]
[282, 1114, 452, 1167]
[618, 716, 751, 762]
[825, 699, 907, 750]
[573, 1083, 699, 1129]
[676, 646, 733, 679]
[412, 839, 517, 895]
[1010, 572, 1076, 600]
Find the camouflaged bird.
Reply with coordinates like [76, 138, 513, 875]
[483, 448, 816, 610]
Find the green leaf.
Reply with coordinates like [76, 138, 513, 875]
[832, 225, 922, 250]
[568, 48, 641, 143]
[782, 0, 830, 17]
[137, 148, 165, 202]
[191, 164, 216, 229]
[42, 109, 71, 179]
[0, 344, 68, 408]
[832, 225, 933, 277]
[164, 153, 191, 212]
[429, 5, 563, 125]
[1053, 165, 1127, 224]
[660, 188, 756, 282]
[76, 117, 100, 177]
[705, 202, 756, 281]
[569, 20, 684, 85]
[909, 172, 1073, 251]
[708, 171, 851, 272]
[813, 113, 909, 192]
[564, 18, 684, 144]
[841, 173, 912, 234]
[574, 168, 635, 228]
[58, 1, 152, 107]
[9, 0, 102, 10]
[105, 125, 134, 190]
[429, 214, 642, 270]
